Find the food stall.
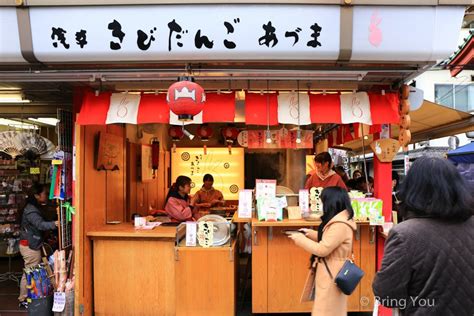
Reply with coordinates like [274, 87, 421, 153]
[0, 1, 466, 315]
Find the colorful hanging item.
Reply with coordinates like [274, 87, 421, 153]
[167, 77, 206, 121]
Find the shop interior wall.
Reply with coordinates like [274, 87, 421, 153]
[125, 124, 171, 220]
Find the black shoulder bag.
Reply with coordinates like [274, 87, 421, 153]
[321, 221, 364, 295]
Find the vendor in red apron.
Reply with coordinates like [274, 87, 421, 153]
[191, 174, 225, 217]
[305, 152, 347, 190]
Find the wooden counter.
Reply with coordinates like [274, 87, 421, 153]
[87, 223, 177, 239]
[175, 239, 237, 316]
[252, 219, 376, 313]
[252, 217, 321, 227]
[88, 223, 178, 315]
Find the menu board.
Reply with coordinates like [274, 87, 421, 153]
[255, 179, 276, 200]
[171, 148, 244, 200]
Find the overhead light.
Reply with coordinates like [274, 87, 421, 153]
[363, 135, 369, 140]
[0, 93, 31, 103]
[28, 118, 59, 126]
[183, 128, 195, 140]
[0, 118, 38, 130]
[296, 129, 302, 144]
[265, 130, 272, 144]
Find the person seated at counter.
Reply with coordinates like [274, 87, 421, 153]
[305, 152, 347, 190]
[164, 175, 196, 222]
[191, 174, 225, 216]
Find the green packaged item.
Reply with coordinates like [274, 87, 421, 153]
[257, 197, 283, 221]
[358, 198, 383, 220]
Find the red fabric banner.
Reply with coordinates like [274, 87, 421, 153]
[204, 92, 235, 123]
[76, 91, 111, 125]
[245, 93, 279, 126]
[369, 93, 400, 124]
[137, 94, 169, 124]
[309, 93, 342, 123]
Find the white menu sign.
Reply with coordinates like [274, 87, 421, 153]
[299, 189, 309, 215]
[238, 189, 253, 219]
[186, 222, 197, 247]
[255, 179, 277, 200]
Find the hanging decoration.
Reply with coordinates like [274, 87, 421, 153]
[398, 84, 412, 148]
[221, 126, 239, 154]
[168, 126, 184, 153]
[0, 131, 56, 159]
[151, 138, 160, 179]
[196, 124, 214, 155]
[166, 76, 206, 121]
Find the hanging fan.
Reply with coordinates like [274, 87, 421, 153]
[0, 131, 21, 158]
[14, 132, 48, 155]
[40, 139, 57, 160]
[0, 131, 56, 159]
[197, 214, 231, 246]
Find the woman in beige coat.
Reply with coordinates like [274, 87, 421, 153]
[289, 186, 356, 316]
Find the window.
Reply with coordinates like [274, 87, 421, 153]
[435, 84, 474, 112]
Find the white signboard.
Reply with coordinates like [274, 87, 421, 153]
[0, 8, 25, 63]
[28, 5, 340, 62]
[1, 5, 464, 64]
[351, 6, 465, 61]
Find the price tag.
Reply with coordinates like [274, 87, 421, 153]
[237, 190, 252, 219]
[30, 167, 40, 175]
[52, 292, 66, 312]
[52, 160, 63, 165]
[186, 222, 197, 247]
[299, 190, 309, 215]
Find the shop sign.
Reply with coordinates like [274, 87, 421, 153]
[1, 6, 465, 63]
[28, 5, 340, 62]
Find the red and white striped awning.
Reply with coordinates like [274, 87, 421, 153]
[77, 91, 399, 126]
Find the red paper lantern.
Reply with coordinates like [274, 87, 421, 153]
[221, 127, 239, 142]
[197, 125, 214, 141]
[221, 126, 240, 154]
[168, 126, 184, 140]
[167, 77, 206, 121]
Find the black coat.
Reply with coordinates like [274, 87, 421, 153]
[373, 216, 474, 316]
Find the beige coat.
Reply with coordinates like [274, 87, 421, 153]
[293, 210, 356, 316]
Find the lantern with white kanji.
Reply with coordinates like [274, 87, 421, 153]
[167, 77, 206, 121]
[197, 125, 214, 155]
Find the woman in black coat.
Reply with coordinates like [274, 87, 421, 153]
[373, 157, 473, 316]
